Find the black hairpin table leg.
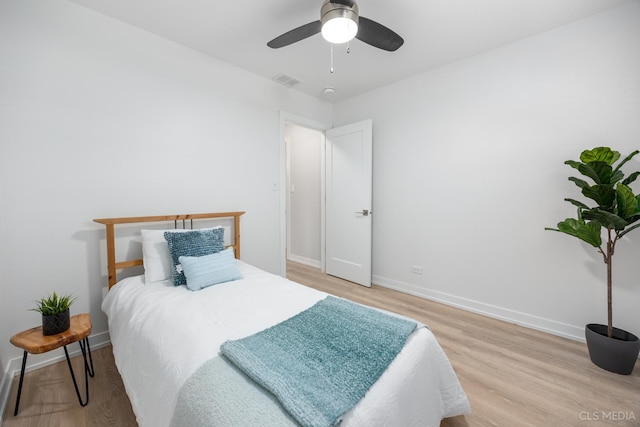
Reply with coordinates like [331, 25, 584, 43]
[63, 336, 94, 407]
[13, 351, 28, 416]
[79, 337, 95, 378]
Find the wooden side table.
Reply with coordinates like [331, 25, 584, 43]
[9, 313, 95, 416]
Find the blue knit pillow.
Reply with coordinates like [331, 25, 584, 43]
[164, 228, 225, 286]
[179, 248, 242, 291]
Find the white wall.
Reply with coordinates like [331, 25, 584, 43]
[286, 124, 323, 267]
[333, 2, 640, 341]
[0, 0, 331, 378]
[0, 184, 6, 403]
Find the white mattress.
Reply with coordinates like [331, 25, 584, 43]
[102, 261, 470, 426]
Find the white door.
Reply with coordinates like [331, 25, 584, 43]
[325, 119, 372, 287]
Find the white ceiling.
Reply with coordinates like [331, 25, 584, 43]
[68, 0, 631, 103]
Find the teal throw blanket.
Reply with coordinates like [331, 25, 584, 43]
[220, 296, 417, 427]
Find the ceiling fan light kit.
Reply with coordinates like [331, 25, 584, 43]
[320, 0, 359, 44]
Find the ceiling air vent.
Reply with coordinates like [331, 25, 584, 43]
[273, 73, 302, 88]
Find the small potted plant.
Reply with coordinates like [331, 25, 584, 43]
[546, 147, 640, 374]
[31, 292, 77, 335]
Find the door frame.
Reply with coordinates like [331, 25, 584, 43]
[279, 111, 331, 277]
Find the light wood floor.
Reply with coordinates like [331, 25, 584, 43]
[2, 342, 135, 426]
[3, 262, 638, 426]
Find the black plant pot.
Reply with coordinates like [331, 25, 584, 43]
[585, 324, 640, 375]
[42, 309, 70, 336]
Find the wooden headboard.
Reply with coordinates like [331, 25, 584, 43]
[94, 211, 245, 289]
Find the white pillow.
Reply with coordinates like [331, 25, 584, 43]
[141, 227, 222, 284]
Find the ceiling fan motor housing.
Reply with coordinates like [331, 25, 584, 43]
[321, 0, 359, 27]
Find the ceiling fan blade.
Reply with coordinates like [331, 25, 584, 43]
[330, 0, 356, 6]
[356, 16, 404, 52]
[267, 20, 322, 49]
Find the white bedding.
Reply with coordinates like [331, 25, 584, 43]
[102, 261, 470, 427]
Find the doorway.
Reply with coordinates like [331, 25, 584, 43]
[279, 113, 373, 287]
[279, 112, 330, 277]
[285, 123, 324, 270]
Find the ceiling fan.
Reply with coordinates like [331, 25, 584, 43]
[267, 0, 404, 52]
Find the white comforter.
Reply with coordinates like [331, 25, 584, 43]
[102, 261, 470, 427]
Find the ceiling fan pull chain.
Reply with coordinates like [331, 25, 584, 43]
[346, 42, 350, 54]
[330, 44, 334, 73]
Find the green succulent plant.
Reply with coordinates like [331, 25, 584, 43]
[546, 147, 640, 338]
[31, 291, 76, 316]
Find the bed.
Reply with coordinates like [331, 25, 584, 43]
[94, 212, 470, 427]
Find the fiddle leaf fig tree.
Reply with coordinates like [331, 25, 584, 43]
[546, 147, 640, 338]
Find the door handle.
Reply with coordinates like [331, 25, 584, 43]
[355, 209, 370, 216]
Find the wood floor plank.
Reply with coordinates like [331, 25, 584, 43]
[3, 261, 638, 426]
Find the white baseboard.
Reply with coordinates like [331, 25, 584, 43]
[372, 274, 586, 343]
[0, 363, 11, 425]
[287, 254, 321, 269]
[0, 330, 110, 422]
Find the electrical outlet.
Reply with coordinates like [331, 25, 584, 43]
[411, 265, 423, 275]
